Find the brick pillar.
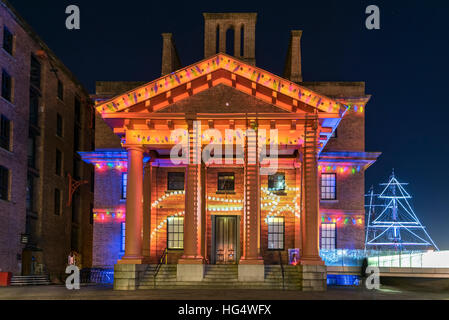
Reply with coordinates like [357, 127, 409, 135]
[301, 118, 324, 265]
[240, 127, 263, 264]
[118, 146, 144, 264]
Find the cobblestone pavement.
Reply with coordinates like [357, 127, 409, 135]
[0, 284, 448, 300]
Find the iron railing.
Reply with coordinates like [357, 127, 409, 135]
[153, 248, 168, 287]
[278, 250, 285, 290]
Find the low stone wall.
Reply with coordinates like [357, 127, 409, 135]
[113, 264, 148, 290]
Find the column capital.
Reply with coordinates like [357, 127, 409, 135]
[124, 145, 146, 153]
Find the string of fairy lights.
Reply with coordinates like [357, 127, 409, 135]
[94, 187, 363, 230]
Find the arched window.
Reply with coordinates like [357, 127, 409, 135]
[226, 27, 235, 56]
[240, 25, 245, 57]
[216, 25, 220, 53]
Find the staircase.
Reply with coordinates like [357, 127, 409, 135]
[138, 265, 302, 290]
[10, 274, 51, 286]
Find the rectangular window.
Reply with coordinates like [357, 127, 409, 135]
[268, 173, 285, 192]
[120, 222, 126, 252]
[321, 223, 336, 250]
[268, 217, 285, 250]
[3, 27, 13, 55]
[29, 88, 39, 126]
[54, 188, 61, 216]
[73, 125, 80, 152]
[0, 115, 11, 151]
[27, 134, 36, 169]
[121, 173, 127, 199]
[55, 149, 62, 176]
[320, 173, 337, 200]
[0, 165, 9, 201]
[217, 172, 235, 191]
[167, 172, 185, 191]
[2, 69, 12, 102]
[30, 55, 41, 89]
[167, 216, 184, 249]
[56, 113, 63, 137]
[57, 80, 64, 101]
[74, 97, 81, 123]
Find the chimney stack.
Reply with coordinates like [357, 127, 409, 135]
[161, 33, 182, 76]
[283, 30, 303, 83]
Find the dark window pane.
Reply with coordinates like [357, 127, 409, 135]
[320, 173, 337, 200]
[268, 173, 285, 191]
[0, 115, 10, 150]
[3, 27, 13, 55]
[57, 80, 63, 100]
[30, 55, 41, 89]
[27, 134, 36, 168]
[0, 166, 9, 201]
[74, 97, 81, 123]
[2, 70, 12, 102]
[267, 217, 284, 250]
[56, 113, 63, 137]
[218, 173, 235, 191]
[29, 88, 39, 126]
[168, 172, 184, 191]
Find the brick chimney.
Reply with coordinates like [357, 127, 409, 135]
[283, 30, 303, 83]
[161, 33, 182, 76]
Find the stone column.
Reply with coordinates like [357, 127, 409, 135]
[299, 118, 326, 291]
[177, 120, 204, 281]
[239, 125, 264, 282]
[118, 146, 145, 264]
[114, 146, 146, 291]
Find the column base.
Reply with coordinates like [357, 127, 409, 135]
[177, 262, 205, 282]
[117, 255, 144, 265]
[238, 260, 265, 282]
[298, 265, 327, 292]
[113, 263, 147, 291]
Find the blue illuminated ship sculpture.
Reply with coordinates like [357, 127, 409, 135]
[365, 170, 439, 251]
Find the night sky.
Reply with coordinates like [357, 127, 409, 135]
[8, 0, 449, 249]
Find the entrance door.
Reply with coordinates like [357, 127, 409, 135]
[214, 216, 238, 264]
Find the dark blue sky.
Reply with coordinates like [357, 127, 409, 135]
[8, 0, 449, 249]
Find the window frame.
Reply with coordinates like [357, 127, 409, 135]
[167, 172, 185, 191]
[320, 173, 337, 200]
[267, 216, 285, 250]
[217, 172, 235, 192]
[167, 216, 184, 250]
[321, 222, 337, 250]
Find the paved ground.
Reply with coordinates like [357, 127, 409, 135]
[0, 284, 448, 300]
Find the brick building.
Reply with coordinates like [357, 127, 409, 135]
[0, 0, 94, 280]
[81, 13, 380, 290]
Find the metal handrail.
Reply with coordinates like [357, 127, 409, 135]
[278, 250, 285, 290]
[153, 248, 168, 287]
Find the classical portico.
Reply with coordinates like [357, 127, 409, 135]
[93, 53, 347, 290]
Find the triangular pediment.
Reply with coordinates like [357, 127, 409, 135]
[95, 53, 347, 117]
